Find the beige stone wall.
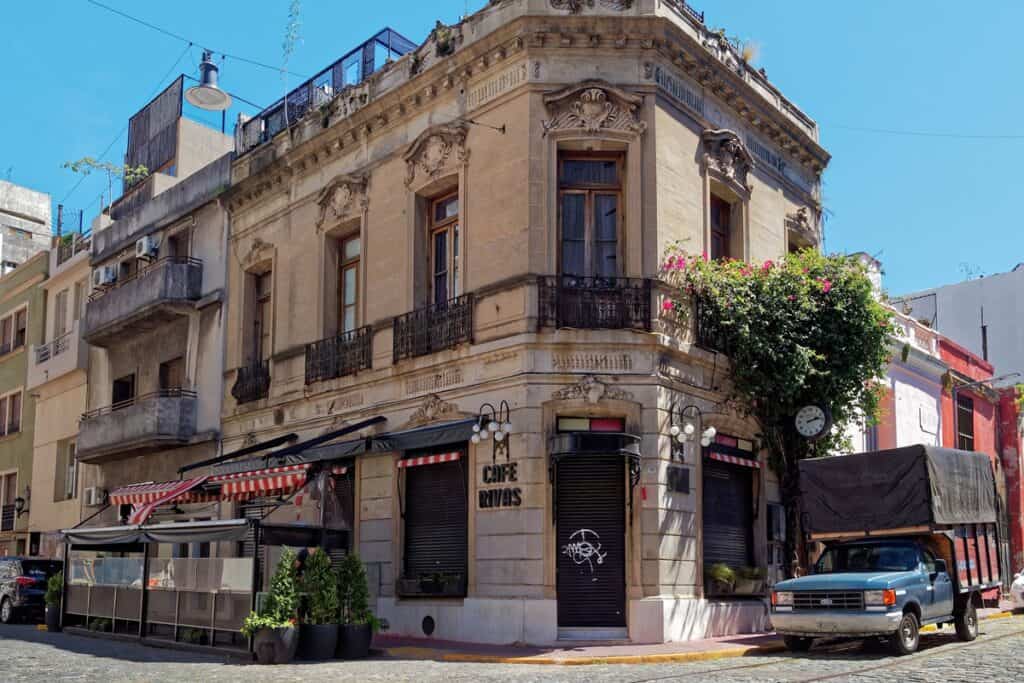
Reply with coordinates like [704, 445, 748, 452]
[29, 371, 86, 534]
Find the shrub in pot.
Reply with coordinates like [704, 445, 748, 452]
[734, 566, 766, 595]
[44, 572, 62, 632]
[241, 547, 300, 664]
[704, 563, 736, 596]
[335, 552, 385, 659]
[297, 548, 340, 660]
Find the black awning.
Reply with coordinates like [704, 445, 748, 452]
[63, 518, 251, 546]
[549, 432, 642, 459]
[259, 524, 349, 550]
[375, 418, 477, 452]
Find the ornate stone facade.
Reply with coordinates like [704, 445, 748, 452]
[403, 122, 470, 187]
[315, 173, 368, 229]
[542, 80, 647, 136]
[701, 128, 754, 193]
[552, 375, 634, 404]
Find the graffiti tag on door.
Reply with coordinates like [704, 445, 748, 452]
[561, 528, 606, 573]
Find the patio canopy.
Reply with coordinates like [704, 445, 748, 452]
[63, 518, 250, 547]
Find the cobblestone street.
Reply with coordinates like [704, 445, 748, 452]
[0, 615, 1022, 682]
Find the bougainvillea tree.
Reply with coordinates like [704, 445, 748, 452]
[660, 246, 895, 575]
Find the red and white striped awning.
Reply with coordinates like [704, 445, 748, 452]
[330, 465, 348, 476]
[126, 477, 209, 525]
[109, 477, 208, 506]
[708, 451, 761, 469]
[209, 463, 312, 498]
[396, 451, 462, 468]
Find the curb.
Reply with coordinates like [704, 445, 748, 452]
[382, 641, 787, 666]
[382, 612, 1018, 666]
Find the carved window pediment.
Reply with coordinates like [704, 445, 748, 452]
[542, 80, 647, 137]
[315, 174, 368, 230]
[785, 206, 820, 246]
[701, 129, 754, 194]
[404, 123, 470, 188]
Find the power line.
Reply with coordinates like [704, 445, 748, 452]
[60, 42, 193, 205]
[85, 0, 308, 78]
[823, 122, 1024, 140]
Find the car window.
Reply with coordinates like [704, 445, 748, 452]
[0, 561, 12, 579]
[815, 544, 920, 573]
[921, 549, 936, 573]
[21, 560, 61, 578]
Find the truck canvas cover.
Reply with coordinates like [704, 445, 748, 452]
[799, 445, 997, 535]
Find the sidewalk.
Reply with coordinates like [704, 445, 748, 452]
[376, 604, 1017, 666]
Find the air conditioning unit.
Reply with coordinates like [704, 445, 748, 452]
[83, 486, 107, 507]
[92, 266, 117, 288]
[135, 235, 159, 260]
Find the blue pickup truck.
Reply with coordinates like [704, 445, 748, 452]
[773, 446, 1003, 655]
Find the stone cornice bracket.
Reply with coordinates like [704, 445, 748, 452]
[403, 122, 470, 188]
[701, 128, 754, 194]
[315, 173, 369, 231]
[404, 393, 471, 428]
[550, 0, 594, 13]
[552, 375, 634, 404]
[542, 80, 647, 137]
[785, 206, 820, 244]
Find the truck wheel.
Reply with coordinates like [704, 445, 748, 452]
[955, 601, 978, 641]
[783, 635, 813, 652]
[892, 612, 920, 655]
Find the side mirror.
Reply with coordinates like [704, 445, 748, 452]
[931, 559, 948, 580]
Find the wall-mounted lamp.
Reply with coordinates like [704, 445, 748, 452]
[13, 496, 27, 517]
[472, 400, 513, 462]
[669, 401, 717, 462]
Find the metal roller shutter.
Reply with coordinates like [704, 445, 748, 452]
[556, 455, 626, 628]
[403, 460, 467, 578]
[702, 460, 753, 569]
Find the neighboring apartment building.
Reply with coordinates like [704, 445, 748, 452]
[26, 236, 92, 558]
[895, 263, 1024, 378]
[0, 251, 47, 555]
[220, 1, 828, 645]
[75, 77, 232, 525]
[0, 180, 51, 275]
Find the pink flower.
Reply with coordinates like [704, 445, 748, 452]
[665, 256, 677, 270]
[762, 260, 774, 272]
[662, 299, 675, 312]
[802, 267, 810, 274]
[740, 266, 753, 277]
[821, 278, 832, 293]
[702, 251, 709, 262]
[788, 295, 796, 301]
[675, 259, 686, 271]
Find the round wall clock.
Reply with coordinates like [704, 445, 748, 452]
[795, 404, 830, 440]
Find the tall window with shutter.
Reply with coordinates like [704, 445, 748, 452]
[558, 155, 622, 278]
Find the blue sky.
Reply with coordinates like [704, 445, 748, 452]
[2, 0, 1020, 294]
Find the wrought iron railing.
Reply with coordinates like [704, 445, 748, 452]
[664, 0, 705, 24]
[56, 231, 91, 266]
[393, 294, 474, 363]
[87, 257, 202, 302]
[693, 296, 729, 354]
[35, 330, 74, 364]
[81, 388, 198, 421]
[231, 360, 271, 405]
[0, 504, 15, 532]
[538, 276, 652, 332]
[305, 326, 372, 384]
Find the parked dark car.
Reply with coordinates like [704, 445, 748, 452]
[0, 557, 63, 624]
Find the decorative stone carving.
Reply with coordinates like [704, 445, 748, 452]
[550, 0, 594, 13]
[785, 207, 820, 246]
[552, 375, 634, 404]
[599, 0, 634, 9]
[542, 80, 646, 136]
[315, 174, 368, 229]
[702, 32, 745, 76]
[405, 393, 468, 428]
[404, 123, 470, 187]
[701, 128, 754, 193]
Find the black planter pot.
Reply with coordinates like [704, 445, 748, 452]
[45, 604, 61, 632]
[335, 623, 372, 659]
[298, 623, 339, 660]
[252, 626, 299, 665]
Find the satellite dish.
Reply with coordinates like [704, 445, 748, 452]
[185, 50, 232, 111]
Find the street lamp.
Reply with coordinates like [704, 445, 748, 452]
[473, 401, 513, 462]
[669, 401, 718, 462]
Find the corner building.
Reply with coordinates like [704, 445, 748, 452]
[224, 0, 829, 644]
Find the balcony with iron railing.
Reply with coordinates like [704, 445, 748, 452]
[0, 504, 14, 532]
[393, 294, 474, 363]
[27, 319, 89, 390]
[82, 257, 203, 347]
[231, 359, 271, 405]
[693, 296, 730, 354]
[55, 230, 92, 268]
[305, 326, 372, 385]
[77, 389, 198, 463]
[538, 276, 652, 332]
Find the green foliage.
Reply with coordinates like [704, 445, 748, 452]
[88, 617, 111, 632]
[45, 572, 63, 606]
[661, 247, 894, 571]
[1016, 384, 1024, 411]
[336, 552, 371, 626]
[706, 563, 735, 584]
[300, 548, 339, 625]
[61, 157, 149, 187]
[241, 547, 300, 638]
[736, 566, 766, 580]
[180, 627, 208, 644]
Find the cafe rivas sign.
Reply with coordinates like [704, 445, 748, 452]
[478, 462, 522, 509]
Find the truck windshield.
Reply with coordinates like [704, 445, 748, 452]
[815, 544, 919, 573]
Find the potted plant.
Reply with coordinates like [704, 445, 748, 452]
[704, 563, 736, 596]
[336, 552, 385, 659]
[734, 566, 767, 595]
[241, 547, 300, 665]
[44, 571, 62, 632]
[297, 548, 340, 660]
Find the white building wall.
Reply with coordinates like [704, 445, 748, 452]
[890, 366, 941, 447]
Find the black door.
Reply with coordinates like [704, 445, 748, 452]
[556, 455, 626, 627]
[702, 460, 753, 569]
